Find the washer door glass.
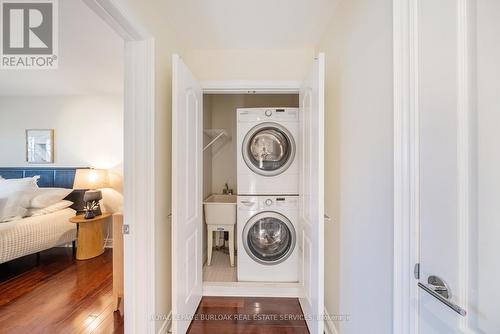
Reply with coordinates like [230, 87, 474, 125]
[243, 123, 296, 177]
[244, 213, 296, 265]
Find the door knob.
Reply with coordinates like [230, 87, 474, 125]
[427, 275, 451, 299]
[418, 275, 466, 316]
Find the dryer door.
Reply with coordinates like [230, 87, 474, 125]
[243, 211, 296, 265]
[242, 122, 296, 177]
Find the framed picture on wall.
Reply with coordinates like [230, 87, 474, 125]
[26, 129, 54, 163]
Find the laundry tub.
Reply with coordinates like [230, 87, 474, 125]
[203, 194, 237, 266]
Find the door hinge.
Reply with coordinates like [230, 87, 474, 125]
[122, 224, 130, 235]
[414, 263, 420, 280]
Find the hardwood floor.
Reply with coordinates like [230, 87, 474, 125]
[0, 249, 308, 333]
[0, 248, 123, 334]
[187, 297, 310, 334]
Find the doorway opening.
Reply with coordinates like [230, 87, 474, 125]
[172, 54, 325, 333]
[202, 93, 300, 292]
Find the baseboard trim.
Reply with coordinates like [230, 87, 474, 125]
[158, 311, 172, 334]
[203, 281, 301, 297]
[324, 307, 339, 334]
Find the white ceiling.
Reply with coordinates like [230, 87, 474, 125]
[163, 0, 339, 49]
[0, 0, 123, 96]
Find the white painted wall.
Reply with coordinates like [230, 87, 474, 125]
[185, 49, 314, 81]
[317, 0, 393, 332]
[0, 95, 123, 170]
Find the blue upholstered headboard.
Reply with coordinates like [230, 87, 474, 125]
[0, 167, 85, 189]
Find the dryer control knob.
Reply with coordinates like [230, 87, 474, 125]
[265, 199, 273, 206]
[265, 110, 272, 117]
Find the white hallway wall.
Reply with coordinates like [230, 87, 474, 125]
[184, 49, 314, 81]
[317, 0, 394, 332]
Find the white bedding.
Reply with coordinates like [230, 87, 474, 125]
[0, 208, 77, 264]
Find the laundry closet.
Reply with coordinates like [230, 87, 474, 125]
[171, 54, 325, 334]
[202, 94, 299, 283]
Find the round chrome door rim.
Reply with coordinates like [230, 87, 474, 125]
[242, 211, 296, 265]
[242, 122, 296, 177]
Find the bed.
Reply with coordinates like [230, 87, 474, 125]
[0, 208, 77, 264]
[0, 167, 84, 264]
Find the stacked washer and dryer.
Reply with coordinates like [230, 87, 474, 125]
[236, 107, 300, 282]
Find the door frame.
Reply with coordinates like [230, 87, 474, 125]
[172, 76, 320, 305]
[393, 0, 475, 333]
[82, 1, 156, 333]
[393, 0, 420, 333]
[201, 80, 301, 94]
[200, 79, 303, 301]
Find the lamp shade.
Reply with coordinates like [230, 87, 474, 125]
[73, 169, 109, 189]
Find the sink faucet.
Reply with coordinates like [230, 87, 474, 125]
[223, 182, 233, 195]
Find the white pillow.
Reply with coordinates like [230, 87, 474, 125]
[0, 198, 9, 222]
[0, 176, 39, 199]
[27, 200, 73, 217]
[0, 192, 30, 222]
[30, 188, 73, 209]
[0, 177, 39, 222]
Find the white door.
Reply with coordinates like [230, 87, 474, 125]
[171, 54, 203, 334]
[416, 1, 500, 333]
[298, 53, 325, 334]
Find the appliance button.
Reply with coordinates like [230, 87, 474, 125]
[265, 199, 273, 206]
[265, 110, 272, 117]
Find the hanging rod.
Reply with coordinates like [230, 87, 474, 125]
[203, 129, 230, 151]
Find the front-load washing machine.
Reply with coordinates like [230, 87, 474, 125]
[237, 108, 299, 195]
[237, 195, 299, 282]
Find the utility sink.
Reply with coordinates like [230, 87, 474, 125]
[203, 194, 237, 225]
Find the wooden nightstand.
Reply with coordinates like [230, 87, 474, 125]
[70, 213, 112, 260]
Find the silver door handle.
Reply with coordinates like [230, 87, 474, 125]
[240, 201, 255, 205]
[418, 275, 466, 316]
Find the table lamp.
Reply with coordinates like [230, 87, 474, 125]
[73, 168, 110, 219]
